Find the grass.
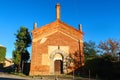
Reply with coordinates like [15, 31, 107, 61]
[10, 72, 27, 77]
[29, 74, 83, 79]
[7, 71, 87, 80]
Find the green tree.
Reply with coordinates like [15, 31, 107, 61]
[0, 46, 6, 63]
[13, 26, 31, 72]
[84, 41, 97, 61]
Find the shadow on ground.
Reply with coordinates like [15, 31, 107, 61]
[0, 77, 25, 80]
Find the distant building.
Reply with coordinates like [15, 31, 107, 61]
[4, 58, 14, 67]
[29, 4, 84, 75]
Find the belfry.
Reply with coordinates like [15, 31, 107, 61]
[29, 3, 84, 75]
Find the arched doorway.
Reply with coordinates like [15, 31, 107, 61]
[54, 60, 63, 74]
[49, 49, 67, 74]
[54, 53, 63, 74]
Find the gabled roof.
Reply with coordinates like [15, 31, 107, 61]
[32, 20, 84, 42]
[5, 58, 12, 63]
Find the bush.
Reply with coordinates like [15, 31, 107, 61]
[84, 55, 120, 79]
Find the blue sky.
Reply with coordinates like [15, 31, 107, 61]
[0, 0, 120, 58]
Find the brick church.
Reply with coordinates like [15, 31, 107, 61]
[29, 3, 84, 75]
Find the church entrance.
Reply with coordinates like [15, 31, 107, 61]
[49, 50, 65, 75]
[54, 60, 63, 74]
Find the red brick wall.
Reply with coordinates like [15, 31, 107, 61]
[29, 30, 84, 75]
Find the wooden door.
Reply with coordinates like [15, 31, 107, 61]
[54, 60, 63, 74]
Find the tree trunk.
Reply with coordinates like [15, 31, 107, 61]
[17, 64, 21, 72]
[17, 54, 22, 72]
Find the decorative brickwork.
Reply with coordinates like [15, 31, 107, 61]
[29, 4, 84, 76]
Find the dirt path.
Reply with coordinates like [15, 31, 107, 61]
[0, 72, 30, 80]
[0, 72, 90, 80]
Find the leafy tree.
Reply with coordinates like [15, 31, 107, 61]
[98, 39, 120, 57]
[84, 41, 97, 61]
[13, 26, 31, 72]
[0, 46, 6, 63]
[13, 50, 20, 65]
[64, 55, 74, 73]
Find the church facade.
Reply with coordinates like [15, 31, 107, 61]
[29, 4, 84, 75]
